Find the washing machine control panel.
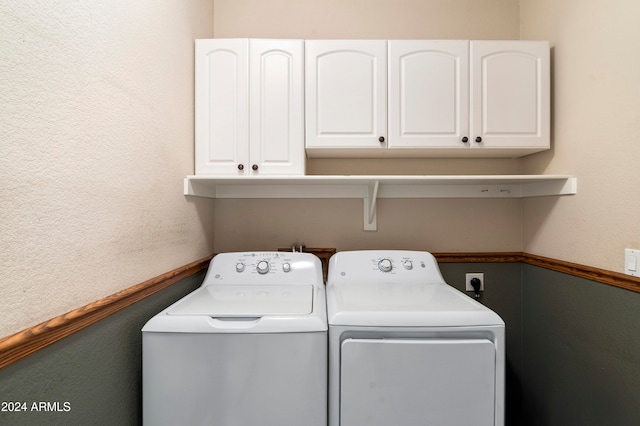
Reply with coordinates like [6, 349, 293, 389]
[204, 252, 323, 286]
[236, 257, 292, 275]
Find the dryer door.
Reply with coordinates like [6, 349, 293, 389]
[340, 338, 496, 425]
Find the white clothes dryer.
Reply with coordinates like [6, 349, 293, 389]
[142, 252, 327, 426]
[327, 250, 505, 426]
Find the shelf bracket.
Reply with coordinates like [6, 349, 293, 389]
[363, 180, 379, 231]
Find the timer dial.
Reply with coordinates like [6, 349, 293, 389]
[256, 260, 270, 275]
[378, 258, 393, 272]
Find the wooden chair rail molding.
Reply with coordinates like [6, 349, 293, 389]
[1, 252, 639, 370]
[0, 255, 213, 370]
[435, 252, 640, 293]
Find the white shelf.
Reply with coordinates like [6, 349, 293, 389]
[184, 174, 577, 231]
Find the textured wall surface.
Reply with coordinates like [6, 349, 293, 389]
[0, 1, 215, 338]
[213, 198, 524, 253]
[213, 0, 520, 40]
[521, 0, 640, 271]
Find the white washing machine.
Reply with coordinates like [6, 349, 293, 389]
[327, 250, 505, 426]
[142, 251, 327, 426]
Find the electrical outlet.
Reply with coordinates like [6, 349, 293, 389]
[465, 273, 484, 292]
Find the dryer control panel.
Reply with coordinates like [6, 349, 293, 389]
[327, 250, 446, 286]
[202, 252, 323, 286]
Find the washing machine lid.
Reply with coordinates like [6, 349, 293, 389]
[327, 282, 504, 327]
[167, 285, 313, 316]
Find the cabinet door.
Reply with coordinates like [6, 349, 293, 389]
[305, 40, 387, 154]
[388, 40, 469, 150]
[249, 39, 305, 175]
[471, 41, 550, 152]
[195, 39, 249, 175]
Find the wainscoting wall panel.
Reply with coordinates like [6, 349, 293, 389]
[521, 265, 640, 425]
[0, 271, 204, 426]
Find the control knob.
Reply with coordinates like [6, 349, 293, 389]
[235, 263, 245, 273]
[403, 260, 413, 270]
[282, 262, 291, 273]
[378, 258, 393, 272]
[256, 260, 270, 275]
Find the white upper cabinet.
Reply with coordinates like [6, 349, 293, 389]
[470, 41, 550, 154]
[194, 38, 549, 166]
[388, 40, 469, 151]
[195, 39, 249, 174]
[249, 39, 305, 175]
[306, 39, 549, 158]
[195, 39, 304, 175]
[305, 40, 387, 155]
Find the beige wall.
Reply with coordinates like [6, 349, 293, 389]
[211, 0, 525, 255]
[0, 1, 215, 338]
[214, 0, 640, 273]
[213, 0, 520, 40]
[214, 198, 523, 253]
[521, 0, 640, 271]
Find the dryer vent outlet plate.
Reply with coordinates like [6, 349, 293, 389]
[465, 273, 484, 292]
